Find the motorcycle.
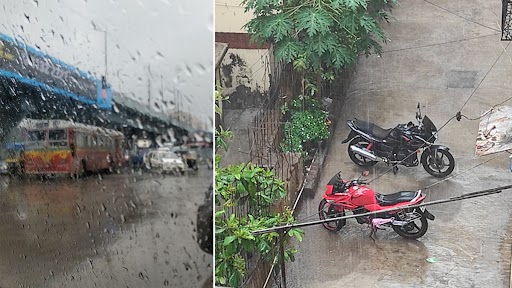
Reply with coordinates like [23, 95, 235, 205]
[318, 172, 435, 239]
[341, 103, 455, 178]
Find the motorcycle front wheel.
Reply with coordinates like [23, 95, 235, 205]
[421, 148, 455, 178]
[318, 199, 344, 232]
[347, 137, 378, 167]
[392, 213, 428, 240]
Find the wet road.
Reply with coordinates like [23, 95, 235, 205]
[284, 0, 512, 287]
[0, 167, 212, 287]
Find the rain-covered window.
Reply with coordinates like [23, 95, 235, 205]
[0, 1, 213, 287]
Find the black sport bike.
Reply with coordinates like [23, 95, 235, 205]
[341, 104, 455, 178]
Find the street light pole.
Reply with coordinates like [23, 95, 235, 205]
[103, 29, 107, 80]
[94, 28, 108, 80]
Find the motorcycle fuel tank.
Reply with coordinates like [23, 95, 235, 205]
[349, 186, 378, 206]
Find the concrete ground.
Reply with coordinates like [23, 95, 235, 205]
[285, 0, 512, 287]
[0, 167, 212, 287]
[219, 108, 260, 167]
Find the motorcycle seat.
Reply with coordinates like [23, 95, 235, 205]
[354, 119, 393, 140]
[375, 191, 418, 206]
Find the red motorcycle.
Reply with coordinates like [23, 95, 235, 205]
[318, 172, 435, 239]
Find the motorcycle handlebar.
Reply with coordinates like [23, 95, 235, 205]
[346, 179, 367, 188]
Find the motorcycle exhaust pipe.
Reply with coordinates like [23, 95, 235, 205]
[350, 145, 378, 161]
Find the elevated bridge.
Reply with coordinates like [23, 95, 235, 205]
[0, 32, 190, 144]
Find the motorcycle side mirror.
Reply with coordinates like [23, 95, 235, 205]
[416, 102, 422, 119]
[362, 171, 370, 177]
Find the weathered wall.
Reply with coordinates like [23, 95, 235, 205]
[219, 49, 270, 109]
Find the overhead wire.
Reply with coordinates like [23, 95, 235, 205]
[423, 0, 501, 32]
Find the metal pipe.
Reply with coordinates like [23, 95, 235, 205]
[252, 184, 512, 235]
[350, 145, 378, 161]
[279, 231, 287, 288]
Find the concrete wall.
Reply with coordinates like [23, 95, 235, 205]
[219, 49, 269, 109]
[215, 1, 270, 109]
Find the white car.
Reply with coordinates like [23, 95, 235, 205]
[144, 151, 185, 174]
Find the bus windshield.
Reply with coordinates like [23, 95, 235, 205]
[49, 129, 67, 147]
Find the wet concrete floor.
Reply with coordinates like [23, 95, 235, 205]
[0, 167, 212, 287]
[284, 0, 512, 287]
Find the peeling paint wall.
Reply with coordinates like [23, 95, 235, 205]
[219, 49, 270, 109]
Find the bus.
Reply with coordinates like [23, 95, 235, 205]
[18, 119, 125, 176]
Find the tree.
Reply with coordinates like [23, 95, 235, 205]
[243, 0, 397, 95]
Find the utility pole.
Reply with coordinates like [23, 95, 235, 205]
[148, 78, 151, 107]
[93, 28, 108, 80]
[104, 29, 107, 79]
[161, 75, 164, 104]
[177, 88, 181, 122]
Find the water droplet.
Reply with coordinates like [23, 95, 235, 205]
[185, 65, 193, 77]
[136, 118, 143, 129]
[121, 215, 126, 223]
[32, 0, 39, 7]
[208, 13, 214, 32]
[195, 63, 207, 75]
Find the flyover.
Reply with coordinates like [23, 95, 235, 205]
[0, 32, 191, 144]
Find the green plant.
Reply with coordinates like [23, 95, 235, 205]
[215, 81, 233, 151]
[281, 96, 330, 153]
[214, 86, 303, 288]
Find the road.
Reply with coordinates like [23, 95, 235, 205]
[284, 0, 512, 287]
[0, 167, 212, 287]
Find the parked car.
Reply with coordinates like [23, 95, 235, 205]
[143, 150, 185, 174]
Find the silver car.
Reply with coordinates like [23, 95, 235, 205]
[144, 150, 185, 174]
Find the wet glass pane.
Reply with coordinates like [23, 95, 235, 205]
[0, 1, 213, 287]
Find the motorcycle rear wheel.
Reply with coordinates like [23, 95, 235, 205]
[318, 199, 344, 232]
[347, 137, 378, 167]
[392, 213, 428, 240]
[421, 148, 455, 178]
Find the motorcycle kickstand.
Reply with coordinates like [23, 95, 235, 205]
[392, 166, 399, 175]
[369, 226, 386, 243]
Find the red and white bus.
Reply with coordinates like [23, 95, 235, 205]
[18, 119, 126, 176]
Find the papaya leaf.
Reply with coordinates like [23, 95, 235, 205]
[295, 8, 333, 37]
[274, 38, 303, 63]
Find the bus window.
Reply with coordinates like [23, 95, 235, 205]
[26, 131, 45, 148]
[77, 133, 86, 147]
[49, 129, 67, 147]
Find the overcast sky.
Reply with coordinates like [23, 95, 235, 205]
[0, 0, 213, 130]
